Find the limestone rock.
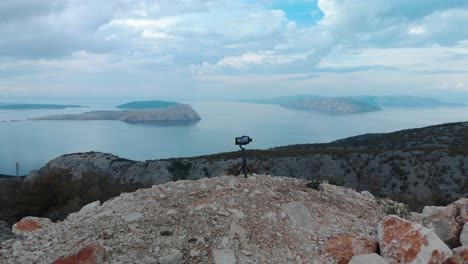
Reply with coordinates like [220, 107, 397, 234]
[324, 234, 378, 264]
[444, 246, 468, 264]
[349, 253, 388, 264]
[158, 250, 183, 264]
[421, 199, 467, 248]
[212, 249, 236, 264]
[12, 217, 52, 235]
[282, 201, 313, 230]
[52, 244, 105, 264]
[122, 212, 143, 223]
[461, 222, 468, 247]
[77, 201, 101, 216]
[378, 215, 452, 264]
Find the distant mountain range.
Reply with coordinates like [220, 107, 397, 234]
[0, 103, 84, 110]
[243, 95, 466, 114]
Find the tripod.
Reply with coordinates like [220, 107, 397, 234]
[236, 145, 252, 178]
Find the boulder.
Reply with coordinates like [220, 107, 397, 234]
[378, 215, 452, 264]
[52, 244, 105, 264]
[422, 198, 468, 248]
[12, 217, 52, 235]
[461, 223, 468, 247]
[349, 253, 388, 264]
[324, 234, 378, 264]
[444, 246, 468, 264]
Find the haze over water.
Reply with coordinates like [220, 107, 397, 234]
[1, 101, 468, 175]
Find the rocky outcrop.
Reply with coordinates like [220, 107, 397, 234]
[0, 176, 397, 263]
[1, 175, 467, 263]
[378, 215, 452, 263]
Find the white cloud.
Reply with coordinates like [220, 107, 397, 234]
[1, 0, 468, 98]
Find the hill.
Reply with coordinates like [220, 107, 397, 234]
[116, 100, 180, 109]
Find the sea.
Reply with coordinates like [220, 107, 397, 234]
[1, 100, 468, 175]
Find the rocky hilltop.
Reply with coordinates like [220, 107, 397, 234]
[1, 176, 466, 263]
[26, 121, 468, 208]
[31, 104, 201, 124]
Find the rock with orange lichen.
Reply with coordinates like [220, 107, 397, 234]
[12, 217, 52, 235]
[52, 244, 105, 264]
[444, 247, 468, 264]
[378, 215, 452, 264]
[324, 234, 378, 264]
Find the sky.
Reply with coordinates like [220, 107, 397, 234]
[1, 0, 468, 101]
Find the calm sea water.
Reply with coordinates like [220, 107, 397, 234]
[1, 101, 468, 175]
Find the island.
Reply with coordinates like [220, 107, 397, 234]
[116, 100, 179, 109]
[31, 104, 201, 125]
[0, 103, 84, 110]
[353, 96, 466, 108]
[243, 95, 465, 114]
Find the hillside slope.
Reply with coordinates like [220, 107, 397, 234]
[25, 122, 468, 209]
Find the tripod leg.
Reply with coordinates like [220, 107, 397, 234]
[246, 166, 253, 176]
[236, 165, 244, 176]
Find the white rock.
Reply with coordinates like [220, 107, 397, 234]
[461, 222, 468, 246]
[123, 212, 143, 223]
[229, 222, 248, 242]
[282, 201, 313, 230]
[78, 201, 101, 215]
[227, 209, 245, 219]
[189, 249, 200, 257]
[167, 209, 178, 215]
[349, 253, 388, 264]
[158, 249, 183, 264]
[213, 249, 237, 264]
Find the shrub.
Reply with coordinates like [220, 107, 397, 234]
[168, 160, 192, 181]
[14, 169, 145, 222]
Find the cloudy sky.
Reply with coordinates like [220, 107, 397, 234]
[1, 0, 468, 101]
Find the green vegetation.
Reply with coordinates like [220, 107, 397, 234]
[5, 169, 146, 223]
[160, 230, 173, 236]
[116, 100, 179, 109]
[168, 160, 192, 181]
